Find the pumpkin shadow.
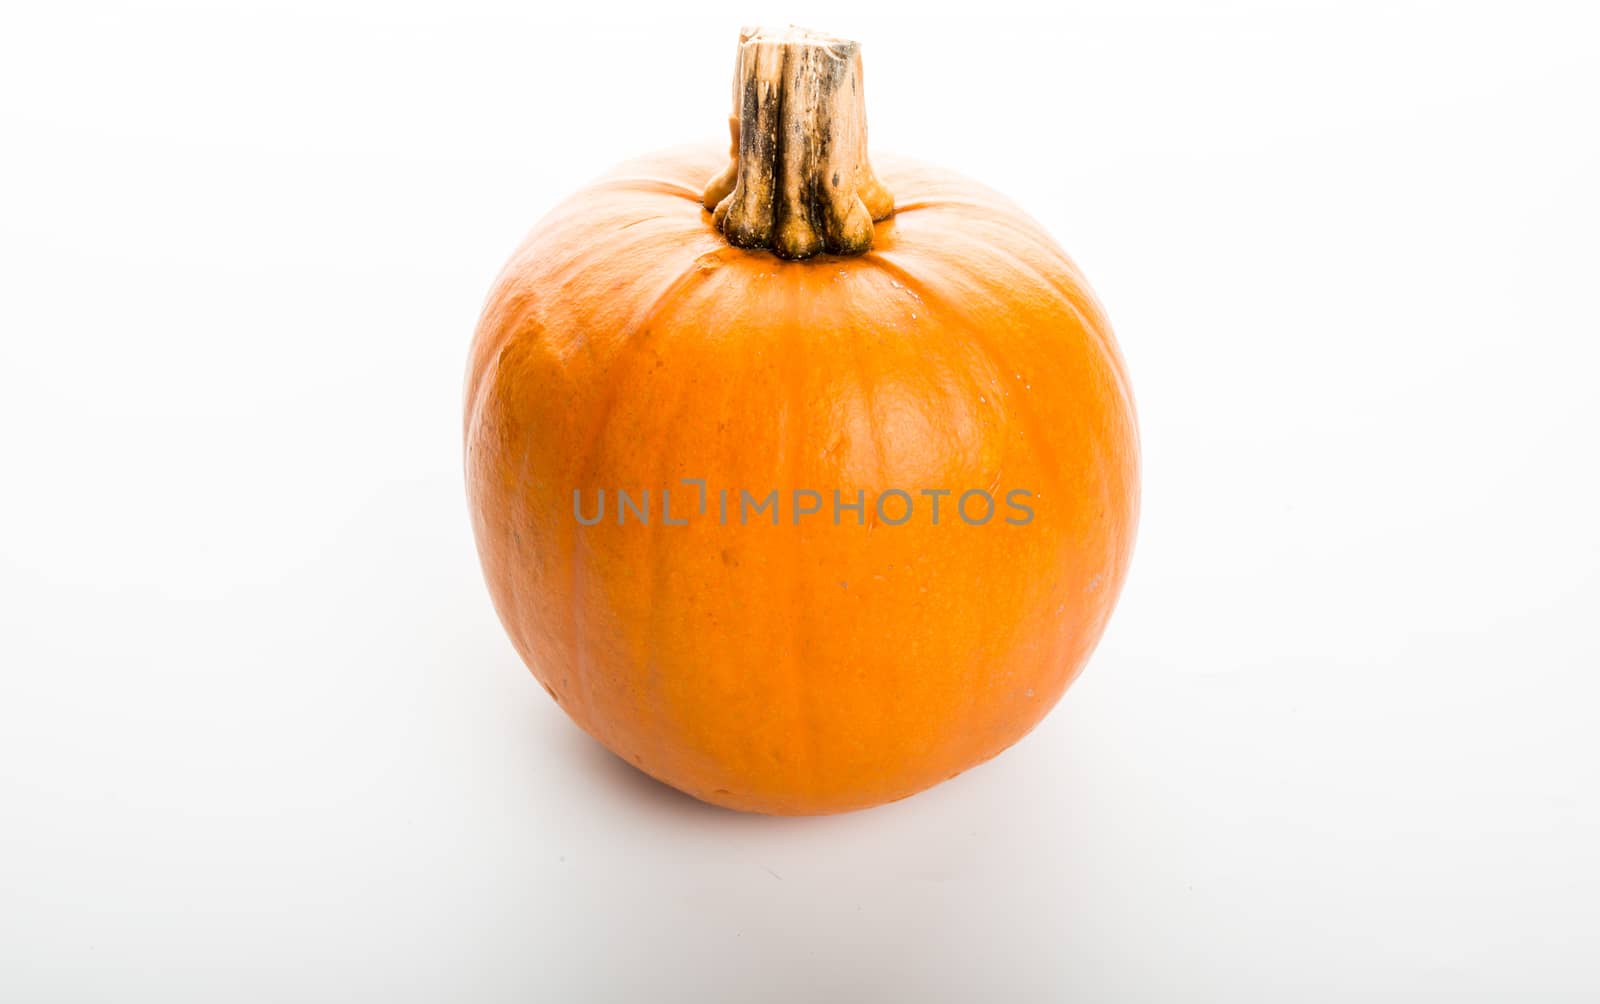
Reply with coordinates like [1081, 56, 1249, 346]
[556, 721, 852, 829]
[567, 731, 730, 817]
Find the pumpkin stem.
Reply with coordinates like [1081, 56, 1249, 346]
[702, 26, 894, 260]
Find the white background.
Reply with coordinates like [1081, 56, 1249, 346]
[3, 1, 1598, 1000]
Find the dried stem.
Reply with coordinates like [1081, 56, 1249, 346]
[703, 26, 894, 259]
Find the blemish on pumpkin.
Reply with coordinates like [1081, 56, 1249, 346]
[721, 548, 739, 567]
[541, 681, 559, 702]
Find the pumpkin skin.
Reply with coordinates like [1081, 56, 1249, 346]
[465, 145, 1138, 815]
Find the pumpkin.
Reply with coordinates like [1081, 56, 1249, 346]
[465, 26, 1138, 815]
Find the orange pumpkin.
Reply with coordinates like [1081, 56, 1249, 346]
[465, 26, 1138, 814]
